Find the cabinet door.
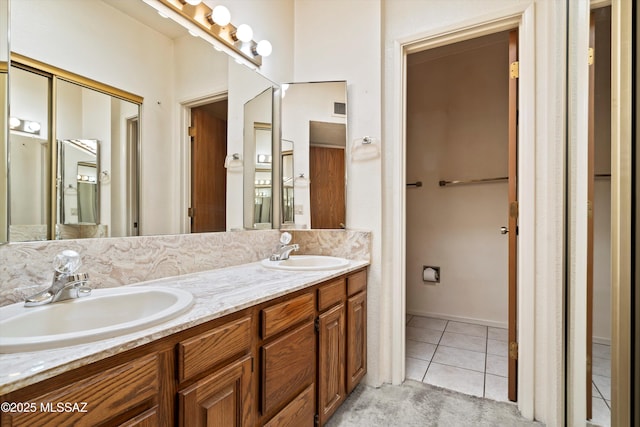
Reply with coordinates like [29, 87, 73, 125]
[261, 321, 316, 417]
[346, 291, 367, 394]
[317, 303, 345, 426]
[178, 356, 253, 427]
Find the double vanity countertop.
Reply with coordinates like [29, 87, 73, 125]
[0, 259, 369, 394]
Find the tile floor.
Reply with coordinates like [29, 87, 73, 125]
[406, 314, 612, 425]
[405, 315, 511, 402]
[589, 342, 611, 427]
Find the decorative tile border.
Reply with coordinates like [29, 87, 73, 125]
[0, 229, 370, 306]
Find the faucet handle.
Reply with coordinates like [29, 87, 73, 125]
[280, 232, 292, 245]
[52, 250, 82, 274]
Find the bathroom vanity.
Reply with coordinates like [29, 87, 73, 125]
[0, 263, 367, 426]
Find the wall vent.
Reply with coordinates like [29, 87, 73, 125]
[333, 102, 346, 116]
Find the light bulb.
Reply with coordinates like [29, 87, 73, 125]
[211, 5, 231, 26]
[9, 117, 20, 128]
[256, 40, 272, 57]
[26, 121, 41, 132]
[235, 24, 253, 42]
[184, 0, 202, 5]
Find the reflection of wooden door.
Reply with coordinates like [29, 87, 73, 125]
[586, 12, 596, 420]
[190, 105, 227, 233]
[507, 29, 519, 402]
[309, 146, 345, 229]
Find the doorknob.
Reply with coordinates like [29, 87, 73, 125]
[500, 226, 509, 234]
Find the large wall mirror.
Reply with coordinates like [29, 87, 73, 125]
[281, 81, 347, 229]
[2, 0, 278, 243]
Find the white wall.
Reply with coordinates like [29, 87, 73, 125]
[294, 0, 383, 386]
[405, 35, 509, 327]
[384, 0, 567, 424]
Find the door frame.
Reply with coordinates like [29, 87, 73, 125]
[179, 92, 228, 234]
[392, 4, 536, 417]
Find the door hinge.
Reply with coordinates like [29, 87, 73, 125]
[314, 317, 320, 332]
[509, 201, 518, 219]
[510, 61, 519, 79]
[188, 207, 194, 218]
[188, 126, 196, 137]
[251, 357, 254, 373]
[509, 341, 518, 360]
[587, 200, 593, 219]
[314, 414, 319, 425]
[588, 47, 594, 65]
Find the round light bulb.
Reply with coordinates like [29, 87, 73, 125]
[184, 0, 202, 5]
[211, 5, 231, 26]
[256, 40, 272, 57]
[235, 24, 253, 42]
[26, 121, 41, 132]
[9, 117, 20, 128]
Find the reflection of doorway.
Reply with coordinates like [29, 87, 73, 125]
[586, 6, 612, 425]
[310, 146, 345, 229]
[189, 99, 227, 233]
[404, 29, 518, 402]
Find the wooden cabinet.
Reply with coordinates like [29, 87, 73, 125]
[1, 267, 367, 427]
[0, 352, 171, 427]
[317, 302, 346, 426]
[346, 290, 367, 394]
[178, 356, 253, 427]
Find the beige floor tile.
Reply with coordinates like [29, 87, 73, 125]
[407, 316, 447, 331]
[486, 353, 508, 377]
[445, 321, 487, 338]
[405, 357, 429, 381]
[484, 373, 509, 402]
[487, 338, 509, 357]
[406, 339, 437, 361]
[592, 374, 611, 401]
[439, 331, 486, 352]
[423, 362, 484, 397]
[590, 397, 611, 427]
[406, 325, 444, 344]
[432, 344, 485, 372]
[488, 327, 508, 342]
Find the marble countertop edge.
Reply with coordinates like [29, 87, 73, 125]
[0, 259, 369, 394]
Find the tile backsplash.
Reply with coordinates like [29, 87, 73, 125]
[0, 229, 370, 306]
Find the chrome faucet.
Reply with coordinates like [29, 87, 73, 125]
[269, 232, 299, 261]
[25, 250, 91, 307]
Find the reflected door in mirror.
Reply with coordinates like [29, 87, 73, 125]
[190, 102, 227, 233]
[310, 146, 345, 229]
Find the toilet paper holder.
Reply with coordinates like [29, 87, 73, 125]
[423, 266, 440, 283]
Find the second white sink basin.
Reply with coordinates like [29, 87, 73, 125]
[0, 286, 194, 353]
[261, 255, 350, 271]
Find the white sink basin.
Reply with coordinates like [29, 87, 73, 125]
[0, 286, 194, 353]
[261, 255, 350, 271]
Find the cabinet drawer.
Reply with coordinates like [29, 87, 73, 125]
[261, 292, 315, 339]
[261, 321, 316, 415]
[178, 315, 252, 382]
[118, 406, 160, 427]
[347, 270, 367, 296]
[2, 353, 159, 427]
[263, 383, 315, 427]
[317, 278, 346, 311]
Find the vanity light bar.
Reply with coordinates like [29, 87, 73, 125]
[146, 0, 267, 67]
[8, 117, 41, 135]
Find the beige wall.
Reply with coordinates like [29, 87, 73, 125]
[405, 33, 510, 327]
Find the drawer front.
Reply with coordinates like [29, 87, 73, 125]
[178, 315, 252, 382]
[317, 278, 346, 311]
[3, 353, 159, 427]
[261, 292, 315, 339]
[263, 383, 315, 427]
[261, 321, 316, 416]
[347, 269, 367, 296]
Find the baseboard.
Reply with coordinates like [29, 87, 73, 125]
[406, 309, 508, 330]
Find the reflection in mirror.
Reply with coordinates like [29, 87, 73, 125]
[281, 82, 347, 229]
[8, 65, 50, 241]
[0, 0, 7, 243]
[8, 59, 140, 242]
[281, 139, 294, 224]
[7, 0, 279, 239]
[243, 88, 274, 230]
[58, 140, 100, 226]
